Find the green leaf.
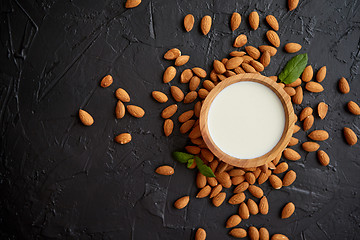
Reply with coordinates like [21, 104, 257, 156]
[186, 159, 194, 168]
[195, 156, 216, 178]
[278, 53, 308, 84]
[172, 151, 194, 164]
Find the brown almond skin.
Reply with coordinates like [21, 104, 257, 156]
[348, 101, 360, 115]
[317, 150, 330, 166]
[301, 65, 313, 82]
[196, 185, 212, 198]
[210, 184, 222, 198]
[248, 226, 260, 240]
[196, 172, 207, 188]
[212, 192, 226, 207]
[213, 60, 226, 74]
[155, 165, 174, 176]
[127, 105, 145, 118]
[178, 110, 194, 123]
[125, 0, 141, 8]
[161, 104, 177, 119]
[288, 137, 299, 147]
[248, 185, 264, 198]
[259, 227, 270, 240]
[201, 15, 212, 35]
[308, 130, 329, 141]
[228, 193, 246, 205]
[266, 30, 280, 47]
[194, 101, 202, 117]
[245, 172, 256, 185]
[338, 77, 350, 94]
[249, 11, 259, 30]
[184, 91, 198, 104]
[266, 15, 279, 31]
[100, 75, 113, 88]
[283, 148, 301, 161]
[175, 55, 190, 66]
[203, 80, 215, 91]
[170, 86, 184, 102]
[303, 115, 314, 131]
[284, 43, 302, 53]
[226, 215, 242, 228]
[229, 169, 246, 177]
[231, 12, 241, 31]
[229, 228, 247, 238]
[242, 63, 257, 73]
[316, 66, 327, 82]
[226, 57, 244, 69]
[269, 175, 282, 189]
[282, 170, 296, 187]
[299, 107, 313, 121]
[114, 133, 132, 144]
[293, 125, 301, 133]
[238, 202, 250, 219]
[247, 199, 259, 215]
[174, 196, 189, 209]
[115, 88, 130, 102]
[234, 181, 249, 193]
[281, 202, 295, 219]
[259, 196, 269, 215]
[198, 88, 209, 99]
[259, 45, 277, 56]
[246, 46, 261, 59]
[195, 228, 206, 240]
[260, 51, 271, 67]
[232, 176, 246, 185]
[216, 172, 232, 188]
[305, 82, 324, 92]
[184, 14, 194, 32]
[163, 119, 174, 137]
[180, 119, 195, 134]
[271, 233, 289, 240]
[343, 127, 357, 146]
[189, 76, 201, 91]
[286, 78, 302, 87]
[318, 102, 328, 119]
[79, 109, 94, 126]
[273, 162, 289, 174]
[292, 86, 303, 104]
[185, 146, 200, 155]
[230, 51, 246, 57]
[163, 66, 176, 83]
[233, 34, 247, 48]
[164, 48, 181, 60]
[201, 149, 214, 162]
[250, 60, 265, 72]
[152, 91, 168, 103]
[115, 101, 126, 119]
[288, 0, 299, 11]
[189, 125, 201, 139]
[180, 69, 193, 83]
[302, 142, 320, 152]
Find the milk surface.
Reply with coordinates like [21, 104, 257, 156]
[208, 81, 285, 159]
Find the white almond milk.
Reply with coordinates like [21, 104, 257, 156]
[207, 81, 285, 159]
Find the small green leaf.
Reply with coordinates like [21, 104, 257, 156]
[195, 156, 216, 178]
[279, 53, 308, 84]
[172, 151, 194, 164]
[187, 159, 194, 168]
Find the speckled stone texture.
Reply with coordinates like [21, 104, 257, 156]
[0, 0, 359, 239]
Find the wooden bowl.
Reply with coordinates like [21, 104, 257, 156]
[199, 73, 296, 168]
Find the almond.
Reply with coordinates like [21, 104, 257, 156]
[245, 46, 261, 59]
[169, 86, 184, 102]
[192, 137, 205, 146]
[163, 119, 174, 137]
[178, 110, 194, 123]
[229, 228, 247, 238]
[115, 88, 130, 102]
[302, 142, 320, 152]
[282, 170, 296, 187]
[266, 30, 280, 47]
[247, 199, 259, 215]
[184, 14, 194, 32]
[269, 76, 278, 81]
[213, 60, 226, 74]
[259, 45, 277, 56]
[79, 109, 94, 126]
[234, 182, 249, 193]
[259, 227, 269, 240]
[196, 172, 207, 188]
[288, 137, 298, 146]
[250, 60, 264, 72]
[210, 70, 218, 82]
[242, 55, 254, 64]
[286, 78, 302, 87]
[234, 66, 246, 74]
[212, 192, 226, 207]
[239, 202, 250, 219]
[125, 0, 141, 8]
[231, 12, 241, 31]
[185, 146, 200, 155]
[184, 91, 198, 104]
[288, 0, 299, 11]
[164, 48, 181, 60]
[281, 202, 295, 219]
[292, 86, 303, 104]
[180, 119, 195, 134]
[269, 175, 282, 189]
[305, 82, 324, 93]
[203, 80, 215, 91]
[284, 43, 302, 53]
[293, 124, 301, 133]
[198, 88, 209, 99]
[259, 196, 269, 215]
[115, 101, 126, 119]
[271, 234, 289, 240]
[163, 66, 176, 83]
[232, 176, 246, 185]
[155, 165, 174, 175]
[189, 125, 201, 139]
[230, 51, 246, 57]
[249, 11, 259, 30]
[127, 105, 145, 118]
[273, 162, 288, 174]
[303, 115, 314, 131]
[273, 153, 282, 165]
[308, 130, 329, 141]
[260, 51, 271, 67]
[301, 65, 314, 82]
[284, 86, 296, 96]
[201, 15, 212, 35]
[347, 101, 360, 115]
[299, 107, 313, 121]
[175, 55, 190, 66]
[248, 185, 263, 198]
[100, 75, 113, 88]
[338, 77, 350, 94]
[152, 91, 168, 103]
[192, 67, 207, 78]
[242, 63, 257, 73]
[210, 184, 222, 198]
[201, 149, 214, 162]
[226, 215, 242, 228]
[161, 104, 177, 119]
[248, 226, 260, 240]
[194, 101, 202, 117]
[229, 169, 246, 177]
[283, 148, 301, 161]
[196, 185, 211, 198]
[317, 150, 330, 166]
[180, 69, 193, 83]
[207, 177, 218, 187]
[195, 228, 206, 240]
[115, 133, 132, 144]
[257, 171, 270, 185]
[233, 34, 248, 48]
[227, 193, 245, 205]
[216, 172, 232, 188]
[266, 15, 279, 31]
[343, 127, 357, 146]
[174, 196, 189, 209]
[317, 102, 328, 119]
[226, 57, 244, 70]
[217, 74, 226, 81]
[245, 172, 256, 185]
[316, 66, 326, 82]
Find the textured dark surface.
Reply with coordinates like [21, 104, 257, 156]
[0, 0, 360, 239]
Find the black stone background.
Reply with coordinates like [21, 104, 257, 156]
[0, 0, 359, 239]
